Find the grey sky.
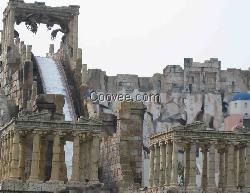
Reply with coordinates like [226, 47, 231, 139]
[1, 0, 250, 76]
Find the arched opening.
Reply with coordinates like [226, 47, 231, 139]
[15, 22, 63, 56]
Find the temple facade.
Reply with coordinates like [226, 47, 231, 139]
[147, 122, 250, 193]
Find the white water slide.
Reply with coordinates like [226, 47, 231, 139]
[35, 56, 75, 179]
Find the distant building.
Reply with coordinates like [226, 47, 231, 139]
[224, 92, 250, 131]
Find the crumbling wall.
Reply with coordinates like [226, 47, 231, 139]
[0, 89, 10, 126]
[99, 102, 145, 193]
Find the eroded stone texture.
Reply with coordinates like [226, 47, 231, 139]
[99, 102, 145, 193]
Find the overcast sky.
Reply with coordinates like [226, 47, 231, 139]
[1, 0, 250, 76]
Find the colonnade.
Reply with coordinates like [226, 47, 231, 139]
[0, 130, 100, 184]
[149, 139, 250, 191]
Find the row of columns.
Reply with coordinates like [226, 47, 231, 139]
[0, 131, 100, 183]
[149, 140, 250, 191]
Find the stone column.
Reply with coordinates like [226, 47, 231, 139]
[8, 133, 14, 177]
[10, 131, 20, 179]
[6, 134, 10, 179]
[72, 15, 79, 60]
[184, 144, 190, 188]
[29, 132, 42, 181]
[149, 145, 155, 187]
[18, 136, 25, 180]
[60, 140, 67, 182]
[39, 137, 48, 181]
[8, 8, 15, 48]
[201, 145, 208, 191]
[71, 134, 81, 182]
[90, 135, 100, 182]
[234, 146, 238, 187]
[186, 142, 197, 190]
[50, 133, 64, 182]
[207, 142, 216, 191]
[224, 149, 228, 190]
[49, 44, 54, 54]
[238, 144, 246, 187]
[226, 142, 236, 190]
[26, 45, 32, 61]
[80, 140, 89, 181]
[159, 141, 166, 186]
[2, 18, 6, 53]
[165, 141, 173, 186]
[0, 140, 2, 180]
[2, 137, 7, 180]
[0, 139, 4, 180]
[245, 143, 250, 188]
[170, 140, 179, 187]
[218, 148, 225, 189]
[153, 143, 160, 187]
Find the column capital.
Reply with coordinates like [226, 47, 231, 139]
[164, 140, 172, 145]
[200, 143, 209, 153]
[149, 144, 154, 150]
[159, 141, 165, 146]
[183, 143, 191, 151]
[153, 143, 158, 149]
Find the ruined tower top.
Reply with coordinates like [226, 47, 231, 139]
[1, 0, 80, 71]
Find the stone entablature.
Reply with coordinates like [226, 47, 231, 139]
[148, 122, 250, 193]
[0, 113, 102, 192]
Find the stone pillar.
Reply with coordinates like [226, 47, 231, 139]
[80, 140, 89, 181]
[0, 139, 4, 180]
[71, 134, 81, 182]
[224, 149, 228, 190]
[245, 143, 250, 188]
[165, 141, 172, 186]
[153, 143, 160, 187]
[186, 142, 197, 190]
[0, 140, 2, 180]
[218, 148, 225, 189]
[18, 136, 25, 180]
[72, 15, 78, 60]
[81, 64, 88, 86]
[226, 142, 236, 190]
[39, 137, 48, 181]
[49, 44, 54, 54]
[8, 133, 14, 177]
[6, 134, 10, 179]
[149, 145, 155, 187]
[60, 140, 67, 181]
[184, 144, 190, 188]
[50, 134, 64, 182]
[238, 144, 246, 187]
[201, 145, 208, 191]
[159, 141, 166, 186]
[29, 133, 41, 181]
[2, 137, 7, 180]
[2, 18, 6, 53]
[7, 8, 15, 49]
[207, 142, 216, 191]
[10, 132, 20, 179]
[26, 45, 32, 61]
[90, 135, 100, 182]
[170, 140, 178, 187]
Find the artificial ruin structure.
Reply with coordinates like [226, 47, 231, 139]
[0, 0, 250, 193]
[147, 122, 250, 193]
